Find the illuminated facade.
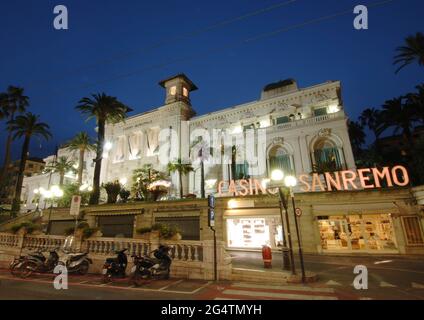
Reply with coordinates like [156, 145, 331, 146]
[99, 74, 355, 198]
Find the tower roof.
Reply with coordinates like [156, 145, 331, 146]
[158, 73, 198, 91]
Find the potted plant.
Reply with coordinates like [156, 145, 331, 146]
[135, 227, 152, 240]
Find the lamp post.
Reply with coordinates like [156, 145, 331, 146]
[271, 169, 295, 274]
[284, 175, 306, 283]
[41, 185, 63, 235]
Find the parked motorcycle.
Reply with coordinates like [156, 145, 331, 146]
[57, 251, 92, 275]
[129, 245, 172, 286]
[102, 248, 128, 283]
[18, 247, 60, 278]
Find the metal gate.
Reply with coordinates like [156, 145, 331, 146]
[97, 215, 135, 238]
[155, 216, 200, 240]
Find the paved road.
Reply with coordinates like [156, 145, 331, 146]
[231, 252, 424, 300]
[1, 252, 424, 300]
[0, 271, 352, 300]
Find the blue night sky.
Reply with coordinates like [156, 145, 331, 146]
[0, 0, 423, 161]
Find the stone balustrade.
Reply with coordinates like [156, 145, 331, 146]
[0, 232, 227, 280]
[0, 233, 19, 248]
[22, 235, 66, 251]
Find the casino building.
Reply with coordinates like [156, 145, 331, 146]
[20, 74, 424, 255]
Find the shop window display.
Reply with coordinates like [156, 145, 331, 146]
[318, 214, 397, 252]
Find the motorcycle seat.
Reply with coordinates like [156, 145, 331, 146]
[69, 253, 86, 261]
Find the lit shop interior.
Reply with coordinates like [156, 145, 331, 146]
[224, 209, 400, 253]
[317, 214, 398, 252]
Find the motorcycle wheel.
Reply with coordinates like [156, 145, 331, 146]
[19, 261, 37, 279]
[102, 273, 112, 284]
[78, 261, 90, 275]
[131, 270, 150, 287]
[10, 261, 23, 277]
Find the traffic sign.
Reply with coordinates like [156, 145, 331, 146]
[208, 194, 215, 208]
[295, 207, 302, 217]
[208, 208, 215, 227]
[70, 195, 81, 217]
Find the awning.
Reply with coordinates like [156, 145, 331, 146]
[312, 202, 399, 216]
[89, 210, 141, 216]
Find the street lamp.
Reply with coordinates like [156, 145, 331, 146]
[271, 169, 295, 273]
[284, 175, 306, 283]
[41, 185, 63, 235]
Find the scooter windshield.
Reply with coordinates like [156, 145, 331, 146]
[62, 236, 75, 252]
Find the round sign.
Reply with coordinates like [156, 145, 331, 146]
[295, 207, 302, 217]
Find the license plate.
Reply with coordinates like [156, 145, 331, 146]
[102, 269, 107, 275]
[131, 266, 136, 273]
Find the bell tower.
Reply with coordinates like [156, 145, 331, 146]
[159, 74, 198, 105]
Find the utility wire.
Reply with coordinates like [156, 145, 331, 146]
[45, 0, 395, 94]
[28, 0, 299, 86]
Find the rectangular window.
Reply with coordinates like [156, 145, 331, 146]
[402, 216, 424, 245]
[155, 217, 200, 241]
[314, 108, 328, 117]
[276, 116, 289, 125]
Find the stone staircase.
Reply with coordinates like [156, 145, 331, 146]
[0, 211, 39, 232]
[231, 267, 318, 284]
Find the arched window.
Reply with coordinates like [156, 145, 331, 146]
[268, 145, 294, 175]
[231, 146, 249, 179]
[313, 139, 343, 171]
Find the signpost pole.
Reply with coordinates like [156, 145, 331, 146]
[208, 195, 217, 281]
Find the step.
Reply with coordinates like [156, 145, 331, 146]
[231, 267, 318, 284]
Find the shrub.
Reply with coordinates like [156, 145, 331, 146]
[119, 189, 131, 202]
[10, 221, 41, 234]
[102, 181, 122, 204]
[82, 227, 99, 239]
[136, 227, 152, 235]
[150, 223, 180, 239]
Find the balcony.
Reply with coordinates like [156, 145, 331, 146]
[271, 110, 345, 132]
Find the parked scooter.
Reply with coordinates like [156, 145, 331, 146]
[17, 247, 60, 278]
[129, 245, 172, 286]
[55, 235, 92, 275]
[102, 248, 128, 283]
[57, 251, 92, 275]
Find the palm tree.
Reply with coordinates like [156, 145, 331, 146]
[348, 121, 366, 156]
[132, 164, 167, 200]
[394, 32, 424, 73]
[65, 132, 96, 185]
[359, 108, 383, 140]
[8, 113, 51, 214]
[167, 159, 194, 198]
[380, 97, 418, 147]
[190, 137, 209, 198]
[44, 156, 76, 186]
[76, 93, 131, 205]
[0, 86, 29, 183]
[406, 84, 424, 124]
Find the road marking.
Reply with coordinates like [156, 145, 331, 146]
[412, 282, 424, 289]
[232, 282, 335, 293]
[191, 281, 213, 294]
[222, 289, 338, 300]
[359, 297, 373, 300]
[79, 280, 89, 284]
[214, 297, 239, 300]
[158, 280, 184, 291]
[326, 280, 342, 286]
[0, 275, 198, 295]
[380, 281, 396, 288]
[98, 283, 110, 287]
[374, 260, 393, 265]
